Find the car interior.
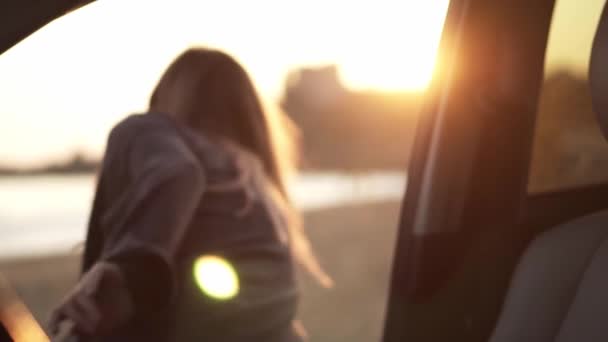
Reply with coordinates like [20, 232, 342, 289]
[384, 0, 608, 341]
[489, 3, 608, 341]
[3, 0, 608, 341]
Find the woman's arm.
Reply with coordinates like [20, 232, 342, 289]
[103, 129, 205, 310]
[50, 124, 205, 336]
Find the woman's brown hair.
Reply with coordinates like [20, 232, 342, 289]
[150, 48, 332, 287]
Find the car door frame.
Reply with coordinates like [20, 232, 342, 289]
[382, 1, 557, 341]
[0, 0, 95, 55]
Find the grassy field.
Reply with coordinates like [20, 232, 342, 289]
[0, 200, 401, 342]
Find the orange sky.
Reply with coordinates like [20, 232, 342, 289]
[1, 0, 447, 166]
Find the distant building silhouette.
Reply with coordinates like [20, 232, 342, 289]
[284, 66, 346, 110]
[282, 65, 421, 170]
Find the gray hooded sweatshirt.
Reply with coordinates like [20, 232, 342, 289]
[80, 112, 301, 342]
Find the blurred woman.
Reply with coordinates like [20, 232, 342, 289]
[49, 48, 331, 342]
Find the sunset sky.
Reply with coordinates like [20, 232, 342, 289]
[0, 0, 600, 167]
[0, 0, 450, 166]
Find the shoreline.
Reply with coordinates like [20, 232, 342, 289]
[0, 199, 400, 265]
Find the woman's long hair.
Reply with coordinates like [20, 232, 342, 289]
[150, 48, 332, 287]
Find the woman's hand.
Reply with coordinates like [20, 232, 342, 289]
[48, 261, 134, 338]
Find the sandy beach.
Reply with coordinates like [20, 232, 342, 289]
[0, 200, 401, 342]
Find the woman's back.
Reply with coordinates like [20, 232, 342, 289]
[173, 116, 301, 341]
[85, 113, 301, 341]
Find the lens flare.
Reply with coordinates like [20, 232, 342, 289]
[193, 255, 239, 300]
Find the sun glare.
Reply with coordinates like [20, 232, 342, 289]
[193, 255, 240, 300]
[336, 1, 450, 92]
